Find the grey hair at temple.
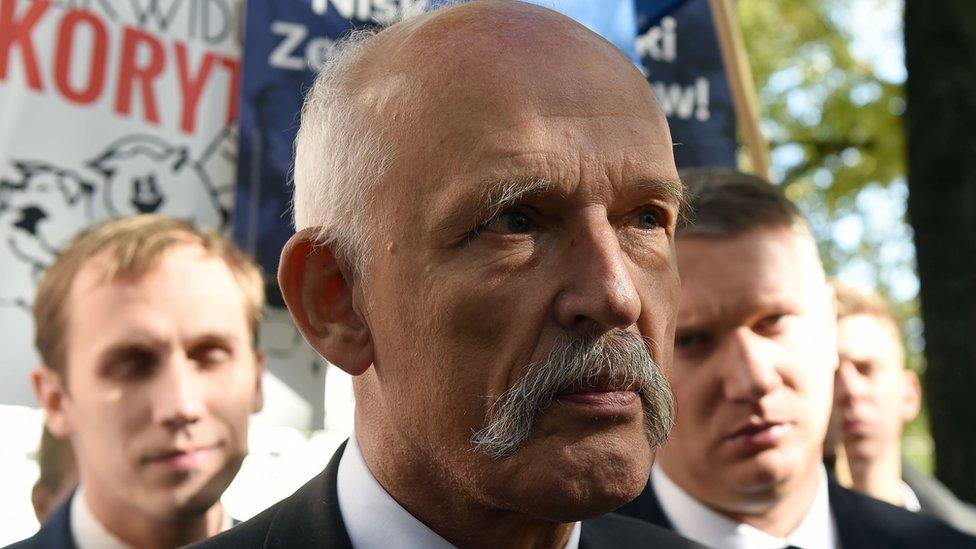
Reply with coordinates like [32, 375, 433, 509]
[292, 28, 392, 276]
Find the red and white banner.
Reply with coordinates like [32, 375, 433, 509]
[0, 0, 242, 405]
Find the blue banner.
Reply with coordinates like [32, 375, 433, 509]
[636, 0, 737, 168]
[233, 0, 737, 277]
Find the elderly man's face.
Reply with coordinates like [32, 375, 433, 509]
[658, 226, 837, 511]
[349, 26, 681, 518]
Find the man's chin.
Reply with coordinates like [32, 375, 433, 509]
[726, 446, 809, 495]
[143, 462, 239, 519]
[490, 427, 653, 521]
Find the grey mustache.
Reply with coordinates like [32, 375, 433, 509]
[471, 330, 674, 459]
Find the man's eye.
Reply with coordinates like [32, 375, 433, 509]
[675, 332, 710, 352]
[755, 314, 787, 335]
[485, 211, 535, 234]
[192, 346, 232, 368]
[634, 207, 664, 230]
[103, 352, 155, 380]
[855, 361, 874, 376]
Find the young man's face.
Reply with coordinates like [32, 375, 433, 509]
[834, 313, 919, 462]
[45, 244, 263, 520]
[658, 226, 838, 512]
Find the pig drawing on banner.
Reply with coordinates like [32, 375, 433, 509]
[88, 133, 227, 227]
[0, 0, 242, 406]
[0, 161, 96, 310]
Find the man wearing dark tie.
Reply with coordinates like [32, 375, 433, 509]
[616, 168, 975, 548]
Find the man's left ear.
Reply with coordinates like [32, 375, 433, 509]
[901, 369, 922, 422]
[251, 348, 265, 414]
[31, 365, 72, 438]
[278, 229, 374, 376]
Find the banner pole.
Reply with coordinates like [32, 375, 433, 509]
[707, 0, 770, 179]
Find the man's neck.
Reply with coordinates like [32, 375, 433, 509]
[81, 483, 223, 549]
[847, 441, 904, 507]
[356, 426, 575, 549]
[659, 458, 822, 538]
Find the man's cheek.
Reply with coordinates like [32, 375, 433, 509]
[439, 281, 523, 347]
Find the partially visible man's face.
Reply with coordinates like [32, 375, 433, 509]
[658, 226, 837, 510]
[834, 313, 917, 462]
[350, 11, 681, 520]
[53, 244, 262, 521]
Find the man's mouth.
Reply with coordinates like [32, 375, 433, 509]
[554, 374, 639, 409]
[724, 420, 793, 451]
[842, 418, 871, 437]
[143, 442, 223, 468]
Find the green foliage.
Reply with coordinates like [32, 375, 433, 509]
[738, 0, 907, 273]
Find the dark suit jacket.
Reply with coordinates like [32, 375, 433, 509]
[5, 493, 77, 549]
[904, 463, 976, 536]
[194, 442, 703, 548]
[615, 474, 976, 548]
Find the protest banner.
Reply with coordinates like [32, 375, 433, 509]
[0, 0, 324, 428]
[233, 0, 741, 278]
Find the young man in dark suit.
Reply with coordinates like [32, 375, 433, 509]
[197, 2, 700, 547]
[832, 282, 976, 535]
[616, 168, 976, 548]
[9, 215, 265, 549]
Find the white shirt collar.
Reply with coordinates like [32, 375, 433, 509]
[337, 435, 582, 549]
[901, 480, 922, 513]
[652, 464, 840, 549]
[70, 485, 234, 549]
[70, 486, 130, 549]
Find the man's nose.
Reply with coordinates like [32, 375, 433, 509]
[554, 219, 641, 334]
[719, 328, 783, 402]
[152, 358, 204, 431]
[834, 360, 864, 403]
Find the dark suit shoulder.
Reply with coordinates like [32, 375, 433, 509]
[581, 513, 705, 548]
[4, 496, 76, 549]
[831, 482, 976, 548]
[190, 442, 351, 549]
[190, 499, 279, 549]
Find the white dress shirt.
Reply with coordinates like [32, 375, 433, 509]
[652, 465, 841, 549]
[337, 435, 582, 549]
[70, 486, 234, 549]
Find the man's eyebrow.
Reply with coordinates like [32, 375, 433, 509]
[94, 337, 163, 365]
[185, 331, 240, 348]
[631, 178, 686, 208]
[476, 177, 553, 221]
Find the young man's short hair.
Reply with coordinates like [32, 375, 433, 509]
[33, 215, 265, 378]
[832, 281, 903, 340]
[678, 167, 810, 237]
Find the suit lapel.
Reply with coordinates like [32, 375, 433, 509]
[262, 441, 353, 549]
[827, 478, 875, 549]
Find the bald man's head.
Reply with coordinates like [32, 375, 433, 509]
[293, 1, 670, 273]
[282, 3, 679, 529]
